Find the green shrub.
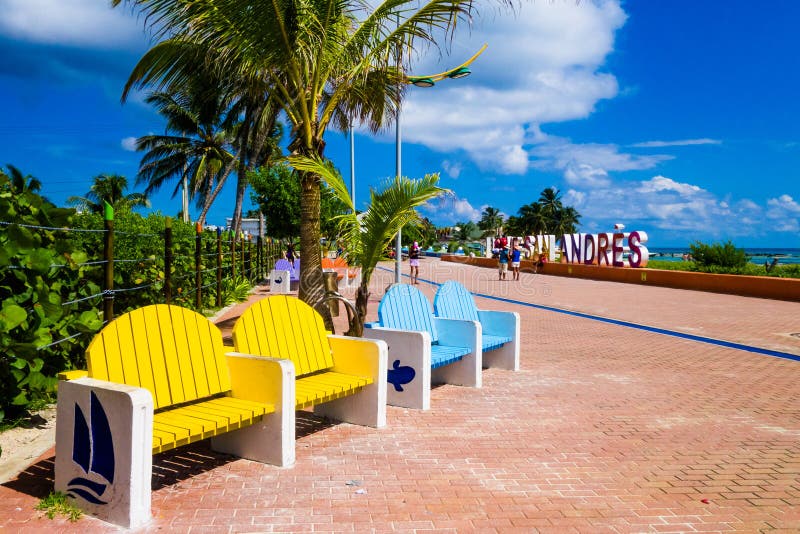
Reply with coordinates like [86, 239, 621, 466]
[0, 171, 102, 423]
[689, 240, 748, 273]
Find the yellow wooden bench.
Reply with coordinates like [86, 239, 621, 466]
[55, 304, 294, 528]
[232, 295, 387, 427]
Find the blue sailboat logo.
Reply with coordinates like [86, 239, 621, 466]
[387, 359, 415, 392]
[67, 391, 115, 505]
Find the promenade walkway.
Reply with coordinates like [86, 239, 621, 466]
[2, 258, 798, 532]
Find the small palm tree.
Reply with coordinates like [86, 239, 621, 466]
[5, 164, 42, 194]
[290, 155, 447, 336]
[478, 206, 504, 237]
[68, 174, 149, 214]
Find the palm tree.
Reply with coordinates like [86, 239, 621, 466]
[555, 206, 581, 236]
[478, 206, 503, 237]
[517, 201, 548, 235]
[68, 174, 149, 214]
[5, 164, 42, 194]
[538, 187, 564, 228]
[113, 0, 497, 307]
[291, 155, 447, 336]
[135, 88, 235, 225]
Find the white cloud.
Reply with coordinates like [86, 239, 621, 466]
[528, 131, 671, 188]
[442, 160, 462, 179]
[766, 194, 800, 232]
[638, 176, 701, 196]
[421, 195, 481, 224]
[564, 175, 763, 236]
[564, 163, 611, 188]
[630, 138, 722, 148]
[121, 136, 138, 152]
[0, 0, 144, 49]
[398, 0, 627, 173]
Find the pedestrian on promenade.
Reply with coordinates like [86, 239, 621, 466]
[511, 243, 521, 280]
[498, 244, 509, 280]
[409, 241, 420, 284]
[285, 243, 296, 262]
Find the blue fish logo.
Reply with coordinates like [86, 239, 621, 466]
[275, 277, 283, 284]
[67, 391, 115, 505]
[387, 359, 415, 392]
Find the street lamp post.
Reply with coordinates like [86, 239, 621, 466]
[394, 44, 488, 283]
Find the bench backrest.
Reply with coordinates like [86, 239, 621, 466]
[433, 281, 480, 322]
[232, 296, 334, 377]
[377, 284, 439, 342]
[85, 304, 230, 410]
[274, 258, 294, 272]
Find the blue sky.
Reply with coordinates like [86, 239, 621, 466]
[1, 0, 798, 247]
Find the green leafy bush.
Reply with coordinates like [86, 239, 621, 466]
[0, 171, 102, 423]
[689, 240, 748, 273]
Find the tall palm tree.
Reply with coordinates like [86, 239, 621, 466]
[135, 88, 235, 225]
[113, 0, 497, 306]
[67, 174, 149, 214]
[538, 187, 564, 228]
[478, 206, 504, 237]
[291, 155, 447, 336]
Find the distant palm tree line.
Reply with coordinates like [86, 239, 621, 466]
[479, 187, 581, 238]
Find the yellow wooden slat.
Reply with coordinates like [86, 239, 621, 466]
[154, 305, 185, 404]
[102, 320, 126, 384]
[272, 298, 304, 373]
[85, 328, 109, 381]
[142, 306, 172, 409]
[184, 309, 212, 399]
[128, 308, 155, 397]
[169, 306, 201, 402]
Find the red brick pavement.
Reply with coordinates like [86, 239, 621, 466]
[2, 258, 798, 532]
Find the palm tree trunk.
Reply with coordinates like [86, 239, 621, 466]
[197, 152, 240, 225]
[345, 282, 369, 337]
[297, 167, 329, 324]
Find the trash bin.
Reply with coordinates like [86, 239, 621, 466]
[323, 270, 339, 316]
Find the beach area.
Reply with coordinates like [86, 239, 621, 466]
[2, 257, 798, 532]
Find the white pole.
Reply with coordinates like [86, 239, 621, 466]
[182, 173, 189, 223]
[395, 103, 402, 283]
[350, 121, 356, 209]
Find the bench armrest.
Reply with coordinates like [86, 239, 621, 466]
[224, 352, 295, 410]
[58, 369, 89, 380]
[477, 310, 520, 339]
[55, 377, 154, 528]
[433, 317, 480, 351]
[328, 335, 388, 382]
[361, 327, 432, 410]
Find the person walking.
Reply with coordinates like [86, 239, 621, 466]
[498, 244, 509, 280]
[285, 243, 296, 262]
[511, 243, 522, 281]
[409, 241, 421, 284]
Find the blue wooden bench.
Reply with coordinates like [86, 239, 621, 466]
[433, 281, 520, 371]
[363, 284, 481, 409]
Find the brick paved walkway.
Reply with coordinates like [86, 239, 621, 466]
[2, 258, 799, 532]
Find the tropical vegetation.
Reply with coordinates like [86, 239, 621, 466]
[290, 156, 447, 335]
[67, 174, 149, 214]
[505, 187, 581, 236]
[113, 0, 501, 308]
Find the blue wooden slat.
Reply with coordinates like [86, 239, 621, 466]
[377, 284, 439, 342]
[433, 281, 479, 322]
